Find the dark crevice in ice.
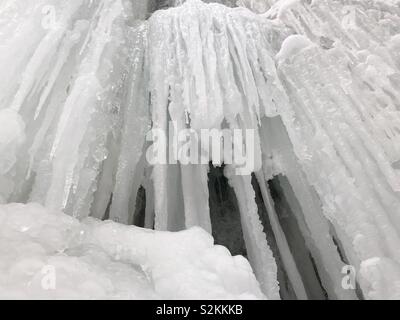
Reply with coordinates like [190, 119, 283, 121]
[251, 173, 297, 300]
[268, 175, 329, 300]
[329, 223, 365, 300]
[208, 163, 247, 257]
[154, 0, 176, 10]
[308, 252, 329, 300]
[331, 234, 349, 265]
[102, 194, 112, 221]
[133, 186, 146, 228]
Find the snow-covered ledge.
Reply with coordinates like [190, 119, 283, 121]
[0, 203, 264, 299]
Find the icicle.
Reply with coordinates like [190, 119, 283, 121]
[258, 115, 359, 299]
[225, 166, 280, 299]
[270, 0, 400, 298]
[109, 23, 150, 225]
[181, 164, 212, 233]
[255, 170, 308, 299]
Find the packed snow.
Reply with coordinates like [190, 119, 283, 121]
[275, 34, 314, 63]
[0, 203, 264, 299]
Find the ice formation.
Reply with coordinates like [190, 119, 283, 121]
[0, 0, 400, 300]
[0, 203, 263, 299]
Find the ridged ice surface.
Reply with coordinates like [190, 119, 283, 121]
[269, 0, 400, 300]
[1, 0, 400, 299]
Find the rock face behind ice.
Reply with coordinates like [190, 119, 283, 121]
[0, 203, 265, 300]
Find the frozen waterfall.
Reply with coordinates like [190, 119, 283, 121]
[1, 0, 400, 300]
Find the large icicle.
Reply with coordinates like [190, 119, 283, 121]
[258, 116, 358, 300]
[109, 22, 150, 225]
[0, 0, 152, 221]
[269, 0, 400, 299]
[147, 1, 284, 296]
[225, 168, 280, 299]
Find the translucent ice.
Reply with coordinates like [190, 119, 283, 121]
[1, 0, 400, 300]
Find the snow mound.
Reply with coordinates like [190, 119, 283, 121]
[0, 203, 265, 300]
[276, 34, 314, 63]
